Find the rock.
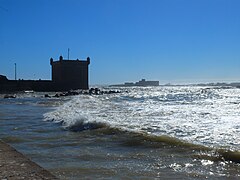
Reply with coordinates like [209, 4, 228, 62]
[3, 95, 16, 99]
[54, 93, 60, 98]
[44, 94, 51, 98]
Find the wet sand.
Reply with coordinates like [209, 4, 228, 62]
[0, 140, 57, 179]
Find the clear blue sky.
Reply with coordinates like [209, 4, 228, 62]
[0, 0, 240, 85]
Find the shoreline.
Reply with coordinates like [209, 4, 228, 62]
[0, 140, 58, 179]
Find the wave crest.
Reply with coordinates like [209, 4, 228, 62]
[66, 119, 107, 132]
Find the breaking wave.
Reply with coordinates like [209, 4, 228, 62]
[43, 86, 240, 163]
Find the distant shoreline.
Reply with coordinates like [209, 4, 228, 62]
[110, 82, 240, 88]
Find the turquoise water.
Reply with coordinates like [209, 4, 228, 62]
[0, 86, 240, 179]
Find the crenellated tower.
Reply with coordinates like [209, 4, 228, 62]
[50, 56, 90, 90]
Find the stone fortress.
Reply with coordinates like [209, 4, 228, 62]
[0, 55, 90, 92]
[50, 55, 90, 90]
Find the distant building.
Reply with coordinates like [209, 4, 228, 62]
[135, 79, 159, 86]
[50, 56, 90, 90]
[112, 79, 159, 87]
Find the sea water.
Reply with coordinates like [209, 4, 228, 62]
[0, 86, 240, 179]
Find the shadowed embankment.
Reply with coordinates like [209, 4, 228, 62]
[0, 140, 58, 179]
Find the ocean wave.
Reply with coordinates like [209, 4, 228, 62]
[44, 112, 107, 132]
[43, 87, 240, 163]
[65, 119, 107, 132]
[45, 106, 240, 164]
[95, 127, 240, 164]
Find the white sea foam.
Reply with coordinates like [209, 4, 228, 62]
[44, 86, 240, 150]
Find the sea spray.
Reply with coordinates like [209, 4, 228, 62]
[44, 86, 240, 151]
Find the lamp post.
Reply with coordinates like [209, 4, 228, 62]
[68, 48, 70, 60]
[14, 63, 17, 80]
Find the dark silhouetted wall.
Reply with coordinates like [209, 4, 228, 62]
[50, 56, 90, 90]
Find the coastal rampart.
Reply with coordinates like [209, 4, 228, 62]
[0, 55, 90, 92]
